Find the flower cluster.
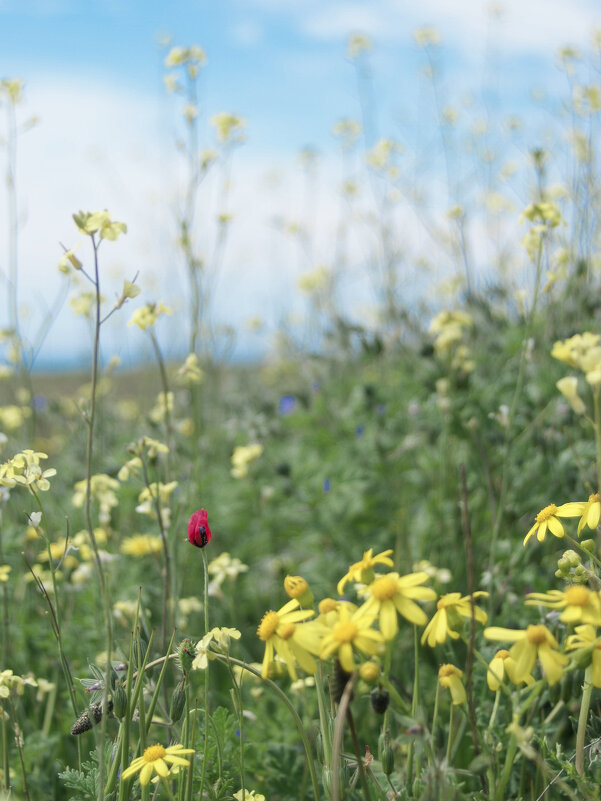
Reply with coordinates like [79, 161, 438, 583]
[0, 450, 56, 493]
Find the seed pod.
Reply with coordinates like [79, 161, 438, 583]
[112, 685, 127, 719]
[170, 680, 186, 723]
[70, 699, 113, 735]
[370, 687, 389, 715]
[378, 730, 394, 776]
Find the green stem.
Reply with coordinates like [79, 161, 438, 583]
[576, 664, 593, 776]
[488, 233, 545, 608]
[214, 655, 321, 801]
[593, 389, 601, 554]
[445, 704, 454, 765]
[494, 735, 518, 801]
[198, 548, 211, 801]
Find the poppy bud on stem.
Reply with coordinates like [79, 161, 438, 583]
[188, 509, 212, 548]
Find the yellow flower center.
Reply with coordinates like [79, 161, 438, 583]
[437, 594, 457, 610]
[370, 575, 397, 600]
[333, 620, 358, 643]
[589, 493, 600, 504]
[495, 649, 511, 660]
[438, 664, 456, 678]
[536, 504, 558, 523]
[564, 585, 590, 606]
[526, 624, 548, 645]
[278, 623, 295, 640]
[257, 611, 279, 641]
[143, 744, 166, 763]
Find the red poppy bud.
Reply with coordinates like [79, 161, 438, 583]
[188, 509, 211, 548]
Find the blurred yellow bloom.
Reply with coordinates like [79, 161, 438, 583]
[210, 112, 246, 144]
[177, 353, 204, 384]
[128, 302, 172, 331]
[525, 585, 601, 626]
[438, 664, 465, 704]
[556, 376, 586, 415]
[566, 624, 601, 687]
[231, 443, 263, 478]
[484, 624, 568, 686]
[421, 592, 488, 647]
[337, 548, 394, 596]
[0, 566, 11, 582]
[487, 649, 534, 691]
[120, 534, 163, 557]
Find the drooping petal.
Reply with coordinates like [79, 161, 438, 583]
[394, 596, 428, 626]
[139, 763, 155, 786]
[547, 517, 565, 538]
[379, 601, 398, 640]
[338, 642, 355, 673]
[511, 640, 537, 682]
[537, 643, 568, 686]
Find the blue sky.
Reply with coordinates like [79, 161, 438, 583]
[1, 0, 601, 369]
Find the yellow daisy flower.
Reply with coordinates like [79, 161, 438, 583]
[320, 603, 384, 673]
[337, 548, 394, 596]
[576, 494, 601, 536]
[421, 592, 488, 647]
[566, 624, 601, 687]
[484, 624, 568, 686]
[256, 599, 323, 680]
[121, 743, 194, 786]
[525, 585, 601, 626]
[486, 649, 534, 691]
[438, 664, 466, 705]
[359, 572, 437, 639]
[523, 502, 583, 545]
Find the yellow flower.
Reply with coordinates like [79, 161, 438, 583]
[257, 599, 322, 680]
[0, 566, 10, 582]
[283, 575, 314, 607]
[231, 443, 263, 478]
[128, 301, 172, 331]
[421, 592, 488, 647]
[438, 664, 465, 705]
[233, 791, 265, 801]
[337, 548, 394, 596]
[525, 585, 601, 626]
[0, 450, 56, 492]
[487, 649, 534, 691]
[177, 353, 204, 384]
[121, 743, 194, 786]
[319, 602, 383, 673]
[566, 624, 601, 687]
[359, 572, 437, 639]
[120, 534, 163, 557]
[523, 502, 583, 545]
[484, 624, 569, 686]
[576, 494, 601, 536]
[72, 210, 127, 240]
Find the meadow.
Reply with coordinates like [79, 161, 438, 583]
[3, 28, 601, 801]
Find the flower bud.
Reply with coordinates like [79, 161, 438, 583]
[378, 730, 394, 776]
[188, 509, 211, 548]
[178, 638, 195, 674]
[283, 575, 314, 607]
[170, 680, 186, 723]
[581, 539, 596, 554]
[112, 685, 127, 719]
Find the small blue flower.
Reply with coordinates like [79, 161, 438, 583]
[355, 425, 364, 438]
[323, 478, 331, 493]
[34, 395, 47, 411]
[278, 395, 296, 416]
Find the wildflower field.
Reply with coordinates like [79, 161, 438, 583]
[5, 18, 601, 801]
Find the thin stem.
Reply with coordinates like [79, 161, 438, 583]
[594, 389, 601, 554]
[445, 704, 454, 765]
[198, 548, 211, 801]
[576, 664, 593, 776]
[488, 232, 545, 609]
